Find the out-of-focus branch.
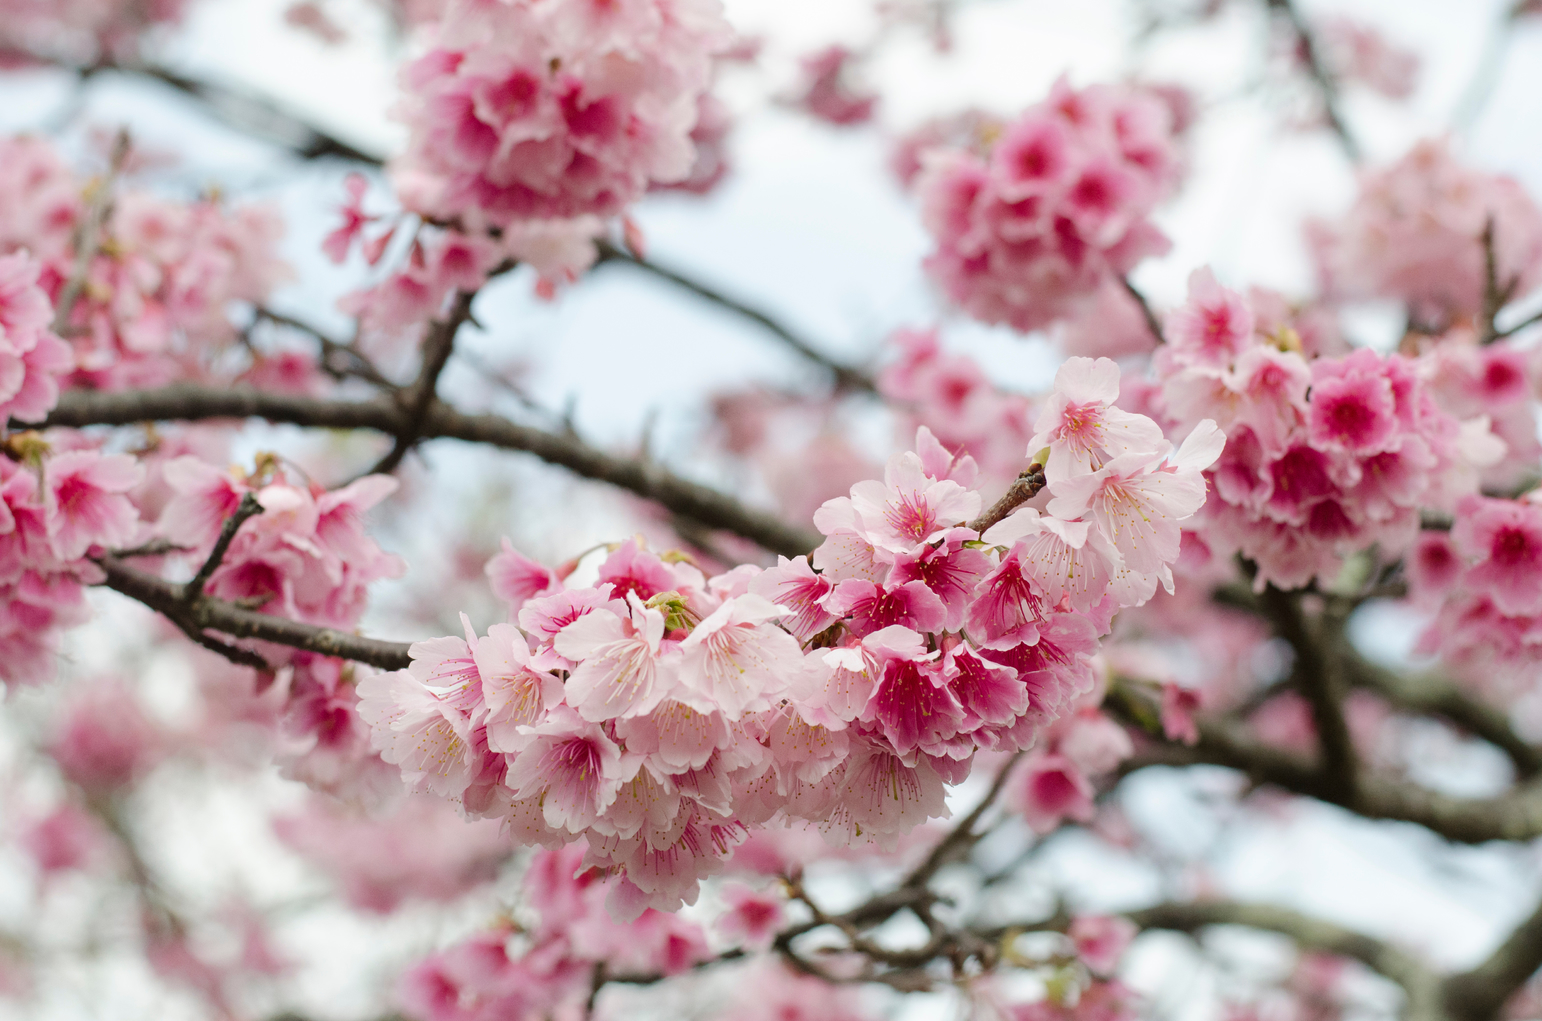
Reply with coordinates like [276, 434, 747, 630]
[1444, 894, 1542, 1021]
[72, 57, 386, 165]
[1479, 218, 1521, 345]
[1263, 0, 1360, 162]
[94, 554, 413, 671]
[1110, 679, 1542, 846]
[1258, 585, 1358, 799]
[54, 128, 130, 334]
[594, 240, 878, 394]
[369, 288, 481, 475]
[253, 307, 394, 387]
[1344, 652, 1542, 779]
[1128, 901, 1442, 1017]
[1122, 276, 1164, 344]
[36, 384, 822, 558]
[969, 465, 1046, 534]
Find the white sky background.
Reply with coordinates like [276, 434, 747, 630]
[4, 0, 1542, 1019]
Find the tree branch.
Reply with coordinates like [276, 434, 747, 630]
[594, 241, 878, 394]
[54, 128, 130, 334]
[77, 58, 385, 165]
[1109, 679, 1542, 846]
[1444, 894, 1542, 1021]
[968, 464, 1046, 534]
[1264, 0, 1360, 162]
[184, 492, 263, 601]
[1258, 585, 1358, 798]
[1122, 276, 1164, 344]
[35, 384, 821, 558]
[1343, 651, 1542, 780]
[369, 288, 481, 475]
[1129, 900, 1442, 1016]
[94, 554, 412, 671]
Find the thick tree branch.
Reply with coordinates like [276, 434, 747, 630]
[1110, 680, 1542, 846]
[35, 384, 821, 558]
[1258, 585, 1358, 799]
[594, 241, 878, 394]
[95, 554, 412, 671]
[1444, 895, 1542, 1021]
[1344, 652, 1542, 780]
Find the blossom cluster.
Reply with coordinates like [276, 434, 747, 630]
[0, 136, 292, 391]
[1308, 139, 1542, 329]
[390, 0, 731, 226]
[0, 0, 188, 60]
[1409, 495, 1542, 694]
[0, 442, 144, 687]
[915, 79, 1182, 332]
[155, 457, 405, 642]
[0, 253, 73, 424]
[356, 359, 1219, 914]
[1153, 269, 1502, 592]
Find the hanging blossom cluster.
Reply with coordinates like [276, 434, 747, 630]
[914, 78, 1183, 333]
[0, 136, 292, 391]
[1308, 138, 1542, 329]
[390, 0, 732, 227]
[1153, 269, 1504, 592]
[356, 360, 1220, 915]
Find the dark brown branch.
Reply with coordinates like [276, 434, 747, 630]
[969, 464, 1046, 535]
[95, 554, 412, 671]
[594, 240, 878, 394]
[370, 288, 480, 475]
[903, 751, 1025, 887]
[253, 307, 393, 387]
[1264, 0, 1360, 162]
[184, 492, 263, 601]
[1344, 652, 1542, 780]
[1444, 895, 1542, 1021]
[1122, 276, 1164, 344]
[1258, 585, 1358, 800]
[35, 384, 821, 558]
[75, 58, 385, 165]
[1109, 680, 1542, 846]
[1495, 307, 1542, 341]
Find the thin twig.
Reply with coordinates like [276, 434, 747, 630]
[184, 492, 263, 602]
[1264, 0, 1360, 162]
[1480, 217, 1521, 345]
[968, 464, 1046, 534]
[369, 288, 481, 475]
[1122, 276, 1163, 344]
[594, 240, 878, 394]
[54, 129, 131, 335]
